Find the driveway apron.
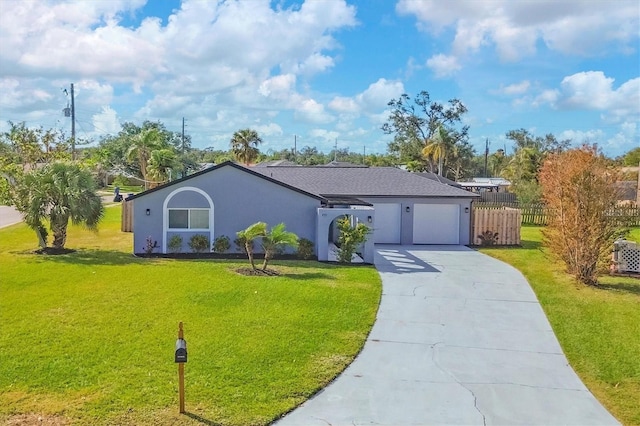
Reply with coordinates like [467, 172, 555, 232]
[276, 245, 619, 425]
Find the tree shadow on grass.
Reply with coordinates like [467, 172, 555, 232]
[598, 280, 640, 296]
[22, 249, 152, 266]
[281, 271, 335, 280]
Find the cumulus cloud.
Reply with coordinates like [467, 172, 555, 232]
[328, 78, 404, 114]
[426, 54, 462, 78]
[531, 72, 640, 123]
[397, 0, 639, 62]
[92, 106, 120, 135]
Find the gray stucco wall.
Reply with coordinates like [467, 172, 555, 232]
[359, 196, 474, 245]
[132, 165, 322, 254]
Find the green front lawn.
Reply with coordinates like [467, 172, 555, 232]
[480, 226, 640, 425]
[0, 207, 382, 425]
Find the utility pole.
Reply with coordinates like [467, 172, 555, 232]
[484, 138, 489, 177]
[294, 134, 297, 160]
[181, 117, 185, 153]
[334, 138, 338, 162]
[70, 83, 76, 160]
[363, 145, 366, 164]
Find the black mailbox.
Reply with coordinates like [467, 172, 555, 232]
[175, 338, 187, 363]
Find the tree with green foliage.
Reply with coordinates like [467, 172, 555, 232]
[147, 148, 179, 185]
[260, 223, 298, 271]
[539, 145, 622, 286]
[2, 162, 103, 249]
[230, 129, 262, 166]
[126, 128, 165, 189]
[237, 222, 267, 269]
[382, 91, 469, 173]
[619, 147, 640, 166]
[336, 216, 370, 263]
[1, 121, 70, 169]
[501, 129, 570, 204]
[422, 125, 452, 176]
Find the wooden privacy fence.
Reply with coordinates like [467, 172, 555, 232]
[122, 200, 133, 232]
[473, 202, 640, 226]
[472, 206, 521, 246]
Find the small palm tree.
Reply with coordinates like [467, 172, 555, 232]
[422, 126, 451, 176]
[230, 129, 262, 166]
[236, 222, 267, 269]
[19, 162, 104, 249]
[261, 223, 298, 271]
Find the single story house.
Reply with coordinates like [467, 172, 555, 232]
[126, 161, 478, 263]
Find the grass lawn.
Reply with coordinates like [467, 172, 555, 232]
[0, 206, 382, 425]
[480, 226, 640, 426]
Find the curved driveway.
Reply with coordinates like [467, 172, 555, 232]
[276, 245, 619, 425]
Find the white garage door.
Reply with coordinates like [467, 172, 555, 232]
[413, 204, 460, 244]
[373, 203, 401, 243]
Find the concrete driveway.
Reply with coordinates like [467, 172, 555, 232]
[276, 245, 619, 425]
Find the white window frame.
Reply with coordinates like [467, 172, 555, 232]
[167, 208, 210, 231]
[162, 186, 215, 253]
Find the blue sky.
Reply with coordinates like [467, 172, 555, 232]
[0, 0, 638, 157]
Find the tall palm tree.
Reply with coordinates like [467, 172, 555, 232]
[126, 128, 162, 189]
[422, 125, 452, 176]
[147, 148, 179, 186]
[260, 223, 298, 271]
[230, 129, 262, 166]
[19, 162, 104, 249]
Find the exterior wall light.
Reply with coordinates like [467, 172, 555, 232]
[465, 207, 470, 213]
[406, 206, 411, 213]
[367, 215, 372, 223]
[146, 208, 151, 216]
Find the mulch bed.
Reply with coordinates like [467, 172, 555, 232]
[234, 267, 281, 276]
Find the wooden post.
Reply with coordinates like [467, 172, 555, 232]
[178, 322, 185, 414]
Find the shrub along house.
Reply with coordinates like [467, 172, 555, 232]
[125, 161, 478, 263]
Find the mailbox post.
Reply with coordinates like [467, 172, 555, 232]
[175, 322, 187, 413]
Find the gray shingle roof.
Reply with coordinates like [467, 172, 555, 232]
[252, 166, 477, 198]
[415, 172, 461, 187]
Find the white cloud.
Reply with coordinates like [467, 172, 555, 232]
[397, 0, 639, 62]
[554, 72, 639, 122]
[493, 80, 531, 96]
[253, 122, 283, 137]
[328, 78, 404, 114]
[92, 106, 120, 135]
[329, 97, 360, 113]
[295, 99, 334, 124]
[426, 54, 461, 78]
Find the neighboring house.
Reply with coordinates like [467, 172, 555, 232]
[126, 161, 478, 263]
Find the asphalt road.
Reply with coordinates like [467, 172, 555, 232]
[0, 205, 21, 229]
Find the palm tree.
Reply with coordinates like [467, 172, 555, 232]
[19, 162, 104, 249]
[147, 148, 179, 186]
[422, 126, 452, 176]
[230, 129, 262, 166]
[260, 223, 298, 271]
[236, 222, 267, 269]
[127, 128, 162, 189]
